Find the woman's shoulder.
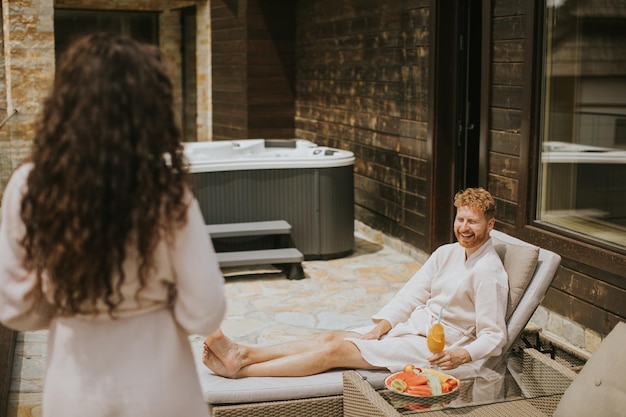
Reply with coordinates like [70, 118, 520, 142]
[11, 160, 33, 178]
[2, 162, 33, 199]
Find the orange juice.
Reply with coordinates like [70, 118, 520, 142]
[427, 322, 445, 354]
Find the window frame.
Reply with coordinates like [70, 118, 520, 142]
[520, 0, 626, 278]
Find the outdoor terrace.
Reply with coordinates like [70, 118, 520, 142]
[6, 224, 588, 416]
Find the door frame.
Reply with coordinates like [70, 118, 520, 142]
[429, 0, 489, 251]
[0, 326, 16, 416]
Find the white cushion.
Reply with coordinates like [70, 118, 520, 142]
[491, 236, 540, 320]
[192, 339, 389, 404]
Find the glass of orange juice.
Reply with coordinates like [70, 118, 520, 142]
[427, 322, 445, 354]
[427, 303, 447, 368]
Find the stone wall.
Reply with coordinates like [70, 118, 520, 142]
[0, 4, 9, 192]
[0, 0, 55, 195]
[0, 0, 211, 198]
[196, 2, 212, 141]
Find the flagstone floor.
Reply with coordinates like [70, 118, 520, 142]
[8, 228, 425, 416]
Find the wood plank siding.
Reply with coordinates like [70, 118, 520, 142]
[0, 325, 15, 417]
[295, 0, 432, 253]
[291, 0, 625, 338]
[211, 0, 250, 139]
[211, 0, 295, 140]
[487, 0, 526, 228]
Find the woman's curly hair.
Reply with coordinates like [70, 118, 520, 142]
[20, 33, 189, 316]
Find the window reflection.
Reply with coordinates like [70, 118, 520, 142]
[538, 0, 626, 249]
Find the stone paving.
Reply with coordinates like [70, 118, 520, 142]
[7, 231, 424, 416]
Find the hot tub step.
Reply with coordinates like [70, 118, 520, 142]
[207, 221, 305, 279]
[216, 248, 303, 267]
[206, 220, 292, 238]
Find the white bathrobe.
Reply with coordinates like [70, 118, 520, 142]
[0, 163, 226, 417]
[347, 239, 508, 373]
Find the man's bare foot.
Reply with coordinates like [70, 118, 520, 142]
[202, 330, 247, 378]
[203, 343, 238, 377]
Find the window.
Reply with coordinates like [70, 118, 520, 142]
[537, 0, 626, 249]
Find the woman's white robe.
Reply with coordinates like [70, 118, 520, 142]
[0, 164, 226, 417]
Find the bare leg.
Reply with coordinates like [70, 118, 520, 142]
[205, 329, 358, 364]
[205, 329, 308, 364]
[203, 329, 383, 378]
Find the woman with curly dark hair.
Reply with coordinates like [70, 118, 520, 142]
[0, 33, 225, 417]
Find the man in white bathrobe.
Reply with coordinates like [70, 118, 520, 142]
[203, 188, 508, 378]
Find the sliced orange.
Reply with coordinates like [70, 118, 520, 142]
[427, 323, 445, 353]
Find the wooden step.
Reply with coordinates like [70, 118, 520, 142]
[216, 248, 304, 268]
[206, 220, 292, 238]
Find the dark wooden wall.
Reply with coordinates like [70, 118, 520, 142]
[0, 325, 15, 417]
[295, 0, 432, 253]
[209, 0, 624, 338]
[486, 0, 526, 229]
[248, 0, 295, 139]
[211, 0, 295, 140]
[212, 0, 249, 139]
[543, 251, 625, 337]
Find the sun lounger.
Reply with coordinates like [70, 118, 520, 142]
[193, 230, 561, 416]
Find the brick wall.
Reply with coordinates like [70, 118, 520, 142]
[294, 0, 432, 253]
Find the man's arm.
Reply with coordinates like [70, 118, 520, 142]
[371, 249, 441, 327]
[358, 319, 392, 340]
[428, 348, 471, 370]
[457, 259, 509, 363]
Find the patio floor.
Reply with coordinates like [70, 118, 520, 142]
[6, 226, 586, 416]
[8, 228, 423, 416]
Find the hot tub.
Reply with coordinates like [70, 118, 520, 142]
[184, 139, 355, 259]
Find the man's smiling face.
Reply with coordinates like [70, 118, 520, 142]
[454, 206, 495, 256]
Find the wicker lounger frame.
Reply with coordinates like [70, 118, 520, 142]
[209, 394, 343, 417]
[342, 370, 563, 417]
[342, 348, 577, 417]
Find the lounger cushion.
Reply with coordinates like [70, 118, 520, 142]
[491, 237, 539, 320]
[191, 339, 389, 404]
[554, 321, 626, 417]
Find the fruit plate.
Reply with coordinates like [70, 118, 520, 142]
[383, 368, 460, 410]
